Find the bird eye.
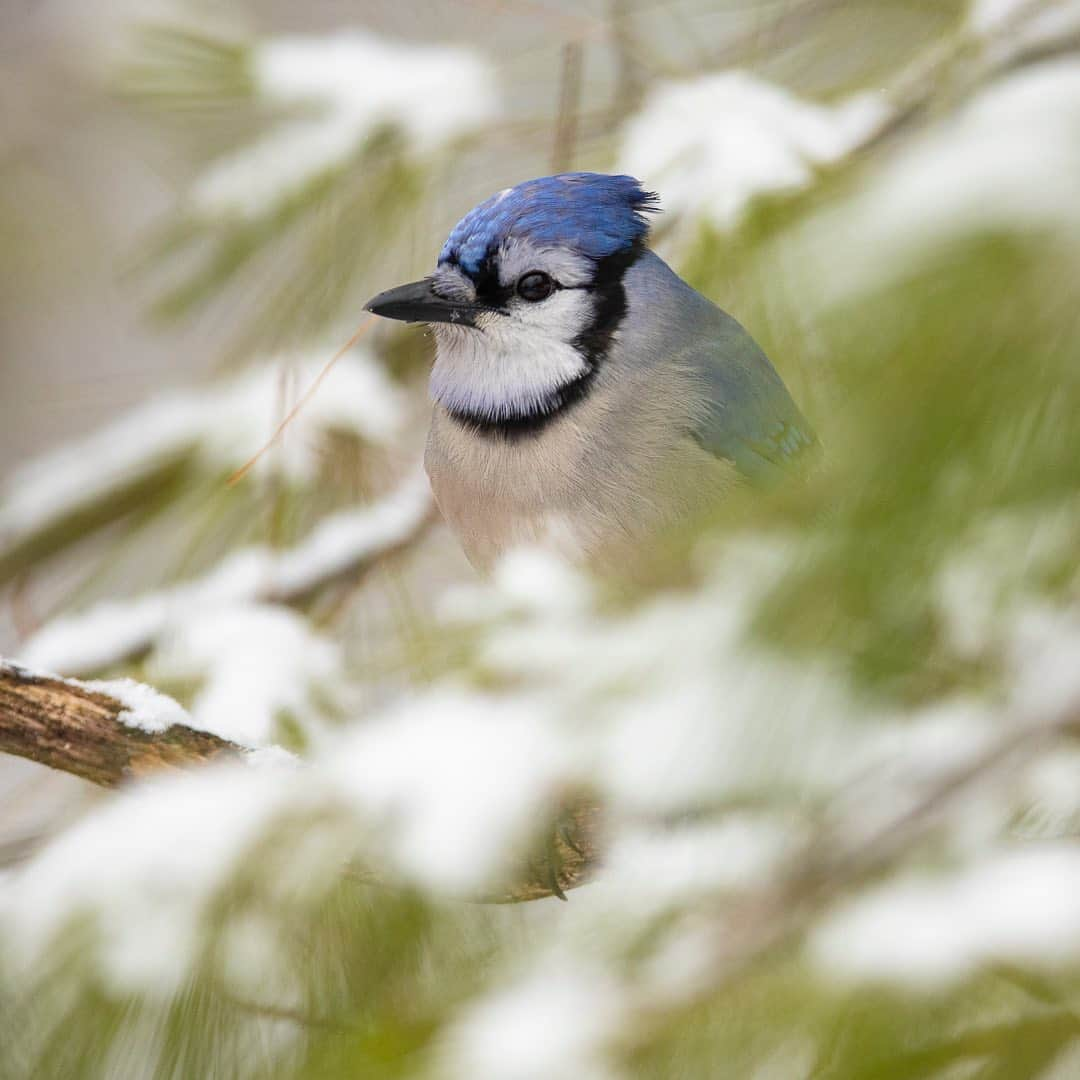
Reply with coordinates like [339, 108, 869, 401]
[516, 271, 555, 302]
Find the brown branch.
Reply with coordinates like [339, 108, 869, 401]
[500, 798, 604, 903]
[0, 660, 240, 787]
[0, 658, 602, 901]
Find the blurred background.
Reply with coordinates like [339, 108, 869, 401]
[3, 0, 1080, 1077]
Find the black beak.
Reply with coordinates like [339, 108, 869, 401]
[364, 278, 483, 327]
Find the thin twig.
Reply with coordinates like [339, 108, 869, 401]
[551, 42, 584, 173]
[609, 0, 648, 122]
[221, 991, 355, 1032]
[703, 0, 849, 70]
[227, 316, 376, 487]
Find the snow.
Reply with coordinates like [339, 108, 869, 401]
[468, 539, 860, 814]
[147, 604, 342, 747]
[191, 31, 496, 220]
[20, 470, 431, 677]
[0, 658, 195, 736]
[7, 496, 1080, 1026]
[970, 0, 1080, 60]
[490, 547, 595, 618]
[936, 509, 1080, 658]
[1006, 605, 1080, 721]
[852, 701, 996, 785]
[0, 397, 204, 549]
[327, 691, 575, 893]
[811, 847, 1080, 988]
[618, 72, 888, 238]
[243, 745, 301, 770]
[82, 677, 192, 735]
[594, 659, 854, 814]
[970, 0, 1041, 30]
[219, 910, 302, 1007]
[932, 511, 1080, 725]
[600, 817, 796, 913]
[439, 546, 594, 623]
[1017, 751, 1080, 839]
[6, 519, 1080, 1014]
[20, 551, 269, 675]
[267, 467, 431, 596]
[0, 760, 312, 997]
[0, 351, 406, 547]
[792, 59, 1080, 305]
[444, 962, 627, 1080]
[0, 657, 42, 681]
[617, 5, 1076, 253]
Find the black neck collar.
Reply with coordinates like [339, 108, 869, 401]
[447, 241, 643, 441]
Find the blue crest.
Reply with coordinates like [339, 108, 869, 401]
[439, 173, 659, 275]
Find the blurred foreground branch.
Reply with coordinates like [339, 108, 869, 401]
[0, 658, 600, 901]
[704, 0, 849, 69]
[867, 0, 1076, 147]
[20, 471, 435, 676]
[620, 699, 1080, 1049]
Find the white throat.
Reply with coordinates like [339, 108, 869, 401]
[430, 317, 591, 422]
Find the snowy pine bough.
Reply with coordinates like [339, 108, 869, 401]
[191, 31, 497, 220]
[4, 3, 1080, 1077]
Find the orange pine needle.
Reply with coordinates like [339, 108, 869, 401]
[227, 315, 378, 487]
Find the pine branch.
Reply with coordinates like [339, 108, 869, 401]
[620, 697, 1080, 1052]
[20, 471, 435, 676]
[0, 657, 601, 901]
[0, 659, 239, 786]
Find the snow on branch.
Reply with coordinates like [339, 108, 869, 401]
[0, 353, 407, 567]
[0, 658, 243, 786]
[0, 657, 600, 907]
[789, 58, 1080, 308]
[619, 72, 887, 236]
[190, 31, 497, 220]
[20, 469, 434, 677]
[617, 0, 1080, 247]
[969, 0, 1080, 65]
[446, 695, 1080, 1077]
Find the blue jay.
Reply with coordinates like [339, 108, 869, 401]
[366, 173, 814, 570]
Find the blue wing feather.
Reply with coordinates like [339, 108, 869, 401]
[689, 310, 816, 483]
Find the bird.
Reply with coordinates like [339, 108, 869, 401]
[365, 172, 815, 572]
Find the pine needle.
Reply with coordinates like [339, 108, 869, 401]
[227, 315, 378, 487]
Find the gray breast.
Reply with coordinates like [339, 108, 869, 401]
[424, 354, 735, 571]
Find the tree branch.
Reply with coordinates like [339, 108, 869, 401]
[0, 660, 241, 786]
[0, 657, 601, 901]
[619, 699, 1080, 1051]
[19, 471, 435, 677]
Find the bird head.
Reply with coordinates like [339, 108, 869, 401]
[365, 173, 659, 427]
